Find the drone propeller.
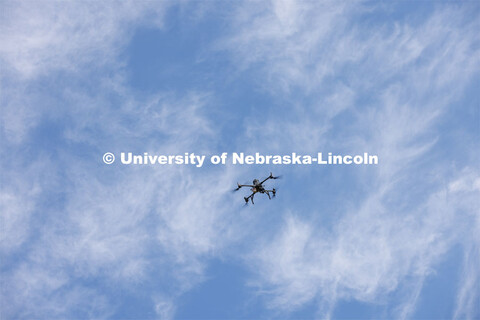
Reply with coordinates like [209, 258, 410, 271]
[270, 172, 282, 179]
[232, 182, 243, 192]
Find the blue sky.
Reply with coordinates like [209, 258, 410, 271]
[1, 1, 479, 319]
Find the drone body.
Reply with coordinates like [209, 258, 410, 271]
[234, 172, 280, 204]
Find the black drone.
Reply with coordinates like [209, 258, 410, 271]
[234, 172, 280, 204]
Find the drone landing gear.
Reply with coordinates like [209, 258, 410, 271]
[244, 194, 255, 204]
[265, 188, 276, 200]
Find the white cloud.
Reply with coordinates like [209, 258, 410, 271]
[451, 169, 480, 320]
[222, 1, 479, 155]
[0, 2, 239, 318]
[222, 1, 480, 318]
[0, 1, 170, 145]
[1, 1, 478, 318]
[0, 1, 168, 79]
[0, 86, 242, 318]
[154, 295, 176, 320]
[248, 168, 479, 318]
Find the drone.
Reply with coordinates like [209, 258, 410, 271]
[234, 172, 280, 204]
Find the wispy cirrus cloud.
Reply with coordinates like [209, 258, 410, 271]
[1, 1, 478, 319]
[0, 1, 169, 79]
[0, 84, 241, 318]
[0, 2, 239, 319]
[220, 1, 480, 318]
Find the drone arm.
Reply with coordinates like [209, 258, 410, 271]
[235, 183, 254, 191]
[260, 177, 271, 184]
[260, 172, 279, 184]
[260, 174, 272, 184]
